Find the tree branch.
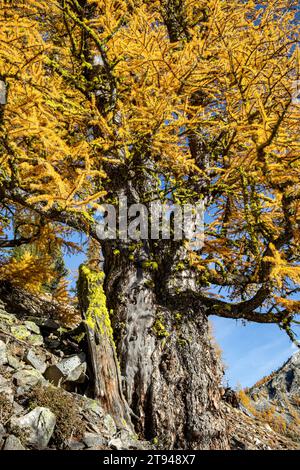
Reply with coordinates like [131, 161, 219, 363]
[165, 284, 281, 324]
[0, 236, 37, 248]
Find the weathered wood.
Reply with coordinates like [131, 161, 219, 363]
[77, 264, 133, 431]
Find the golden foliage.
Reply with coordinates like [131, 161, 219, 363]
[0, 250, 56, 293]
[264, 244, 300, 290]
[0, 0, 299, 319]
[238, 389, 288, 436]
[252, 371, 276, 390]
[260, 406, 287, 435]
[52, 278, 71, 304]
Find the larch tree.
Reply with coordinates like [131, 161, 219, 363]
[0, 0, 300, 449]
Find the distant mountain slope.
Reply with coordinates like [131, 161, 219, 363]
[249, 351, 300, 400]
[239, 351, 300, 445]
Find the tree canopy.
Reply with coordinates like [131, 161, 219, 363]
[0, 0, 300, 338]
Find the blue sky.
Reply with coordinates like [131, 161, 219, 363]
[211, 316, 299, 389]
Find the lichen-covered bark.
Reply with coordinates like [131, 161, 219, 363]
[103, 250, 229, 449]
[77, 264, 132, 430]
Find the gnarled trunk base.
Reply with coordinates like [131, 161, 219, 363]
[103, 254, 229, 449]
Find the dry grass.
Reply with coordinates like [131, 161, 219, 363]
[0, 393, 13, 424]
[28, 385, 83, 448]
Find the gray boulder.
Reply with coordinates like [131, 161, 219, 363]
[10, 406, 56, 449]
[3, 435, 25, 450]
[12, 368, 45, 389]
[12, 401, 25, 416]
[83, 432, 107, 448]
[24, 321, 41, 335]
[6, 353, 22, 370]
[0, 339, 7, 365]
[25, 350, 47, 374]
[66, 439, 86, 450]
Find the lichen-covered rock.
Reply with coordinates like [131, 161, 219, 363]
[10, 407, 56, 449]
[108, 433, 150, 450]
[12, 368, 45, 389]
[0, 311, 17, 328]
[10, 325, 31, 341]
[113, 429, 152, 450]
[24, 321, 41, 335]
[6, 353, 22, 370]
[103, 414, 117, 437]
[83, 398, 105, 417]
[10, 325, 43, 346]
[27, 334, 44, 347]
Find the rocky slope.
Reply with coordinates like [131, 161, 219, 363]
[0, 296, 149, 450]
[223, 401, 299, 450]
[0, 283, 299, 450]
[240, 351, 300, 445]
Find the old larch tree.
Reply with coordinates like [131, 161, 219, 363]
[0, 0, 300, 449]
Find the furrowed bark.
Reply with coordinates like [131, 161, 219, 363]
[102, 245, 229, 449]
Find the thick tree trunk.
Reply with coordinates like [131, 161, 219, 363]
[103, 250, 229, 449]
